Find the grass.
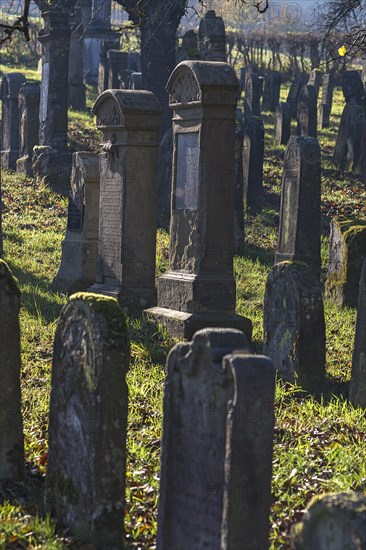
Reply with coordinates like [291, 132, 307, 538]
[1, 82, 366, 549]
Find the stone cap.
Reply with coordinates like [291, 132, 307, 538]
[0, 73, 26, 99]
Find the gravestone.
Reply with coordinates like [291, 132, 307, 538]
[107, 50, 129, 89]
[274, 102, 291, 145]
[128, 51, 141, 73]
[176, 30, 200, 63]
[198, 10, 226, 62]
[349, 257, 366, 408]
[342, 70, 365, 105]
[275, 135, 321, 276]
[52, 153, 100, 294]
[244, 72, 261, 120]
[145, 61, 252, 340]
[287, 73, 308, 118]
[333, 103, 366, 171]
[16, 82, 40, 176]
[157, 328, 275, 550]
[292, 492, 366, 549]
[90, 90, 161, 314]
[308, 69, 322, 99]
[0, 73, 26, 170]
[297, 84, 317, 138]
[97, 39, 120, 96]
[243, 116, 264, 208]
[68, 18, 86, 112]
[234, 108, 245, 254]
[321, 72, 335, 112]
[157, 127, 173, 230]
[354, 115, 366, 176]
[325, 217, 366, 308]
[318, 103, 331, 129]
[129, 72, 143, 90]
[0, 260, 24, 480]
[262, 69, 281, 112]
[263, 261, 326, 388]
[240, 63, 259, 93]
[45, 293, 130, 546]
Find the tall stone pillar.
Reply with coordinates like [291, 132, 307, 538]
[68, 5, 86, 111]
[0, 73, 26, 170]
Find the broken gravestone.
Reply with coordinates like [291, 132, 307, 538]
[349, 256, 366, 408]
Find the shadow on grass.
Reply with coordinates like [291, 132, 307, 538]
[244, 242, 275, 267]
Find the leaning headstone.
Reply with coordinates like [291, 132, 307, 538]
[244, 72, 261, 120]
[297, 84, 317, 138]
[157, 127, 173, 230]
[198, 10, 226, 62]
[0, 260, 24, 480]
[262, 69, 281, 112]
[318, 102, 331, 129]
[325, 217, 366, 307]
[243, 116, 264, 208]
[275, 135, 321, 276]
[16, 82, 40, 176]
[274, 102, 291, 145]
[45, 293, 130, 546]
[292, 492, 366, 549]
[52, 153, 100, 294]
[263, 261, 326, 388]
[145, 61, 252, 340]
[287, 73, 308, 118]
[342, 70, 365, 105]
[157, 328, 275, 550]
[0, 73, 26, 170]
[349, 257, 366, 408]
[90, 90, 161, 314]
[321, 72, 335, 112]
[234, 108, 245, 253]
[107, 50, 129, 89]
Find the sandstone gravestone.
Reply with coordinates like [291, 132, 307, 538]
[262, 69, 281, 112]
[157, 328, 275, 550]
[145, 61, 252, 340]
[243, 116, 264, 208]
[16, 82, 40, 176]
[240, 63, 259, 94]
[244, 72, 261, 120]
[287, 73, 308, 118]
[157, 127, 173, 230]
[234, 108, 245, 253]
[349, 257, 366, 408]
[97, 39, 120, 95]
[264, 261, 326, 388]
[52, 153, 100, 294]
[176, 30, 200, 63]
[274, 102, 291, 145]
[90, 90, 161, 314]
[107, 50, 129, 89]
[321, 72, 335, 112]
[297, 84, 317, 138]
[275, 135, 321, 276]
[318, 103, 331, 129]
[46, 293, 130, 546]
[342, 70, 365, 105]
[333, 103, 366, 171]
[0, 73, 26, 170]
[292, 492, 366, 550]
[198, 10, 226, 62]
[308, 69, 322, 99]
[325, 217, 366, 307]
[68, 18, 86, 111]
[0, 260, 24, 480]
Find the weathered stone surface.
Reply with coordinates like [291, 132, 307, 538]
[349, 257, 366, 408]
[16, 82, 40, 176]
[297, 84, 317, 138]
[46, 292, 130, 546]
[0, 73, 26, 170]
[243, 116, 264, 208]
[52, 152, 100, 294]
[263, 261, 326, 388]
[128, 72, 143, 90]
[276, 136, 321, 276]
[146, 61, 252, 340]
[342, 70, 365, 105]
[325, 217, 366, 307]
[308, 69, 322, 99]
[318, 102, 331, 129]
[68, 23, 86, 111]
[198, 10, 226, 62]
[90, 90, 161, 315]
[107, 50, 129, 89]
[157, 127, 173, 230]
[321, 72, 334, 111]
[157, 328, 275, 550]
[292, 492, 366, 550]
[244, 72, 261, 120]
[97, 39, 120, 95]
[0, 260, 24, 481]
[286, 73, 308, 118]
[334, 103, 366, 171]
[274, 102, 291, 146]
[234, 108, 245, 253]
[176, 30, 200, 63]
[262, 69, 281, 112]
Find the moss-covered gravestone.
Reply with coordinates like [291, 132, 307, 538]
[325, 217, 366, 307]
[349, 257, 366, 408]
[46, 293, 130, 547]
[263, 261, 326, 389]
[292, 492, 366, 550]
[0, 260, 24, 480]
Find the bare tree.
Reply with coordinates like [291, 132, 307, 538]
[319, 0, 366, 58]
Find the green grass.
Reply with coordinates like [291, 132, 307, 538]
[1, 84, 366, 549]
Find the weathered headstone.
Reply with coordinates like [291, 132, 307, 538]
[129, 72, 143, 90]
[90, 90, 161, 314]
[318, 102, 331, 129]
[342, 70, 365, 105]
[198, 10, 226, 62]
[97, 40, 120, 95]
[354, 115, 366, 177]
[333, 103, 366, 171]
[297, 84, 317, 138]
[157, 328, 275, 550]
[145, 61, 252, 340]
[262, 69, 281, 112]
[321, 72, 335, 112]
[45, 293, 130, 546]
[243, 116, 264, 208]
[107, 50, 129, 89]
[349, 257, 366, 408]
[287, 73, 308, 118]
[52, 153, 100, 294]
[16, 82, 40, 176]
[325, 217, 366, 307]
[275, 135, 321, 276]
[274, 102, 291, 145]
[292, 492, 366, 549]
[263, 261, 326, 388]
[234, 108, 245, 253]
[0, 73, 26, 170]
[157, 127, 173, 230]
[176, 30, 200, 63]
[0, 260, 24, 481]
[68, 16, 86, 112]
[308, 69, 322, 99]
[244, 72, 261, 120]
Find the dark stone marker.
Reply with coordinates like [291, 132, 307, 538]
[287, 73, 308, 118]
[0, 73, 26, 170]
[157, 127, 173, 230]
[325, 217, 366, 307]
[333, 103, 366, 171]
[52, 153, 100, 294]
[262, 69, 281, 112]
[68, 23, 86, 111]
[97, 39, 120, 95]
[129, 72, 143, 90]
[16, 82, 40, 176]
[145, 61, 252, 340]
[45, 293, 130, 546]
[157, 328, 275, 550]
[308, 69, 322, 99]
[198, 10, 226, 62]
[90, 90, 161, 314]
[275, 135, 321, 276]
[296, 84, 317, 138]
[354, 115, 366, 177]
[318, 102, 331, 129]
[234, 108, 245, 253]
[176, 30, 200, 63]
[274, 102, 291, 145]
[107, 50, 129, 89]
[244, 72, 262, 120]
[0, 260, 24, 481]
[292, 492, 366, 549]
[263, 261, 326, 388]
[349, 257, 366, 408]
[342, 70, 365, 105]
[243, 116, 264, 208]
[321, 72, 335, 112]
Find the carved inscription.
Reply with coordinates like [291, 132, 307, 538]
[99, 165, 122, 280]
[40, 62, 49, 123]
[279, 173, 298, 254]
[175, 133, 200, 210]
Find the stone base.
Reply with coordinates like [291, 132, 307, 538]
[144, 307, 252, 341]
[89, 283, 157, 316]
[16, 155, 33, 176]
[32, 146, 72, 196]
